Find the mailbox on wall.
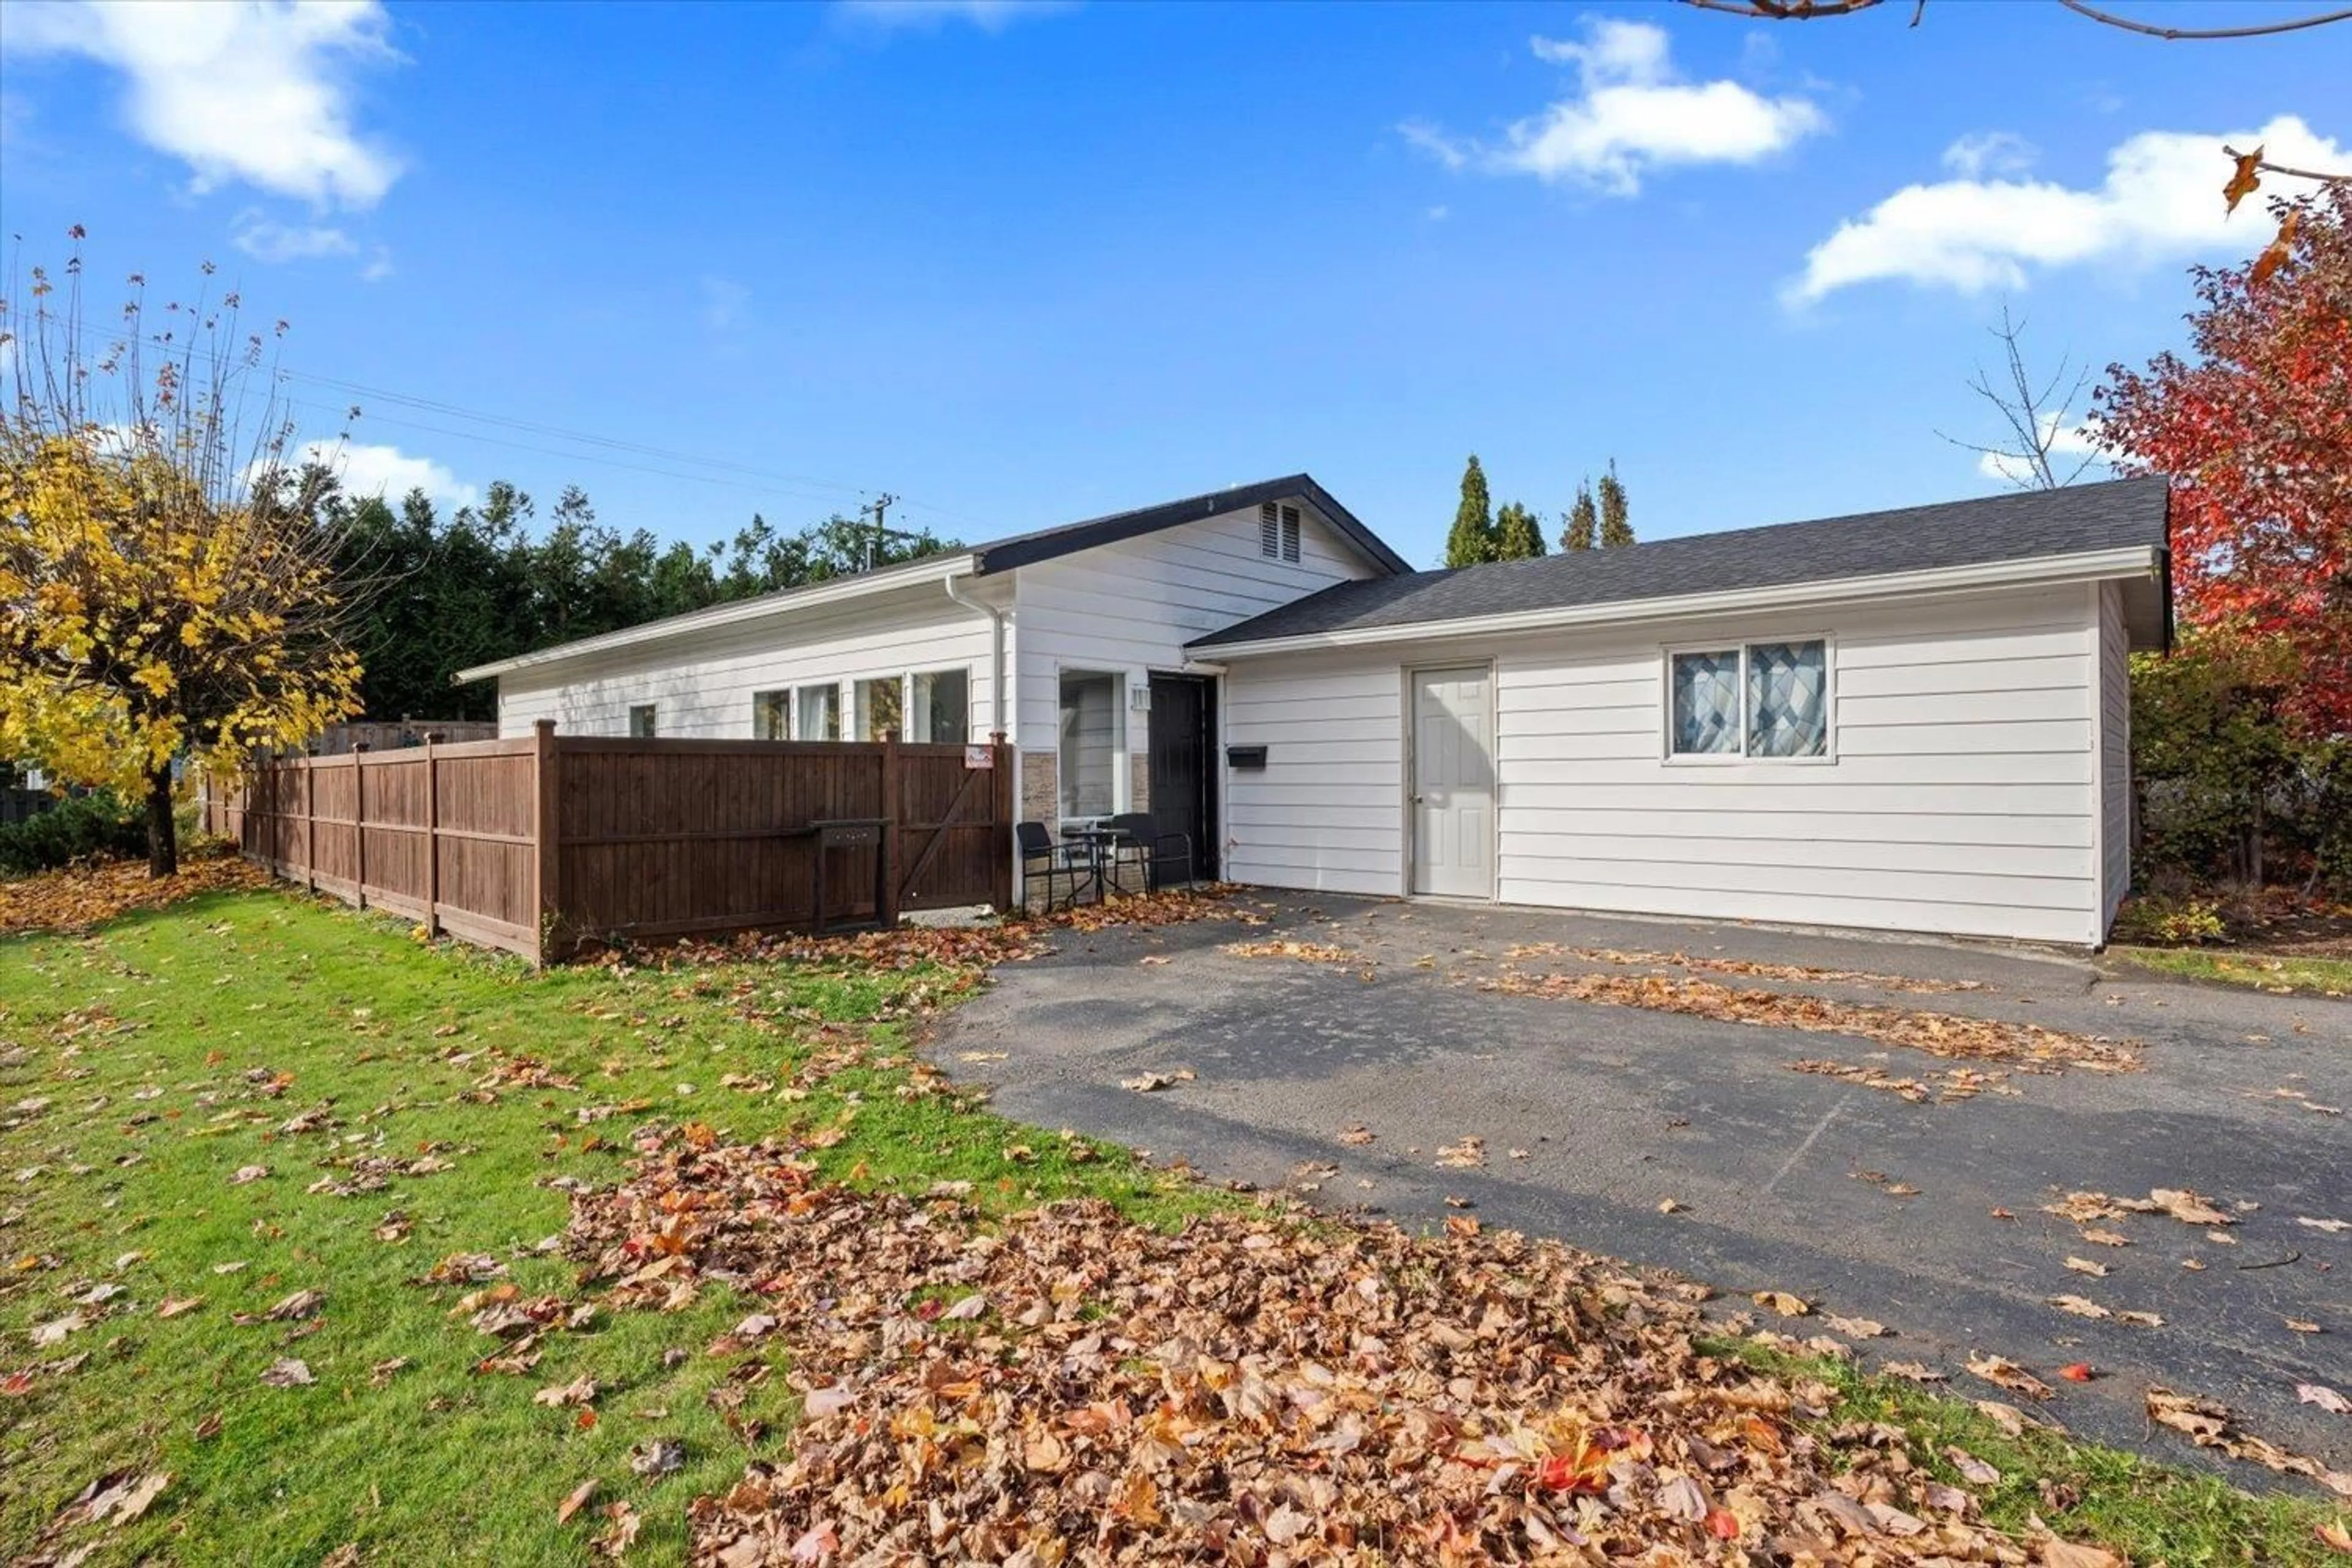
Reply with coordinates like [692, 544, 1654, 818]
[1225, 744, 1268, 771]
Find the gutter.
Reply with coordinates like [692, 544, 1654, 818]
[1197, 545, 2164, 660]
[453, 552, 980, 684]
[943, 572, 1009, 739]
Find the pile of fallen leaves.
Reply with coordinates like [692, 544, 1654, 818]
[594, 888, 1246, 976]
[1504, 944, 1985, 997]
[564, 1129, 2138, 1566]
[0, 855, 268, 937]
[1479, 970, 2140, 1074]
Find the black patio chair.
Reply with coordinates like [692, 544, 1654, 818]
[1016, 821, 1088, 912]
[1105, 812, 1193, 894]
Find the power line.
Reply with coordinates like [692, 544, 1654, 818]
[10, 307, 1005, 537]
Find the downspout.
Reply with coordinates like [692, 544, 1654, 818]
[945, 571, 1016, 912]
[943, 573, 1007, 739]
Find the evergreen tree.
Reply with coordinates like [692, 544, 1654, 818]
[1443, 454, 1496, 568]
[1561, 481, 1597, 551]
[1494, 500, 1547, 560]
[1598, 459, 1634, 548]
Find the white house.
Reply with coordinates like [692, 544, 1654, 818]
[456, 474, 2171, 948]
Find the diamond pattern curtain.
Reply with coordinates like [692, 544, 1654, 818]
[1672, 651, 1741, 755]
[1746, 641, 1828, 758]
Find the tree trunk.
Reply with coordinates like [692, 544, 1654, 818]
[146, 766, 178, 880]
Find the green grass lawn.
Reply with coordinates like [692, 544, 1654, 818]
[2106, 945, 2352, 998]
[4, 883, 2342, 1565]
[0, 885, 1205, 1566]
[1720, 1340, 2341, 1566]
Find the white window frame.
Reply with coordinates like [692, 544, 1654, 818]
[1055, 664, 1128, 824]
[1660, 634, 1836, 766]
[794, 683, 841, 742]
[750, 690, 790, 740]
[854, 674, 905, 742]
[906, 666, 973, 745]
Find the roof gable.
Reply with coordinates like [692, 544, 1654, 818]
[456, 474, 1404, 683]
[971, 475, 1408, 576]
[1192, 477, 2171, 650]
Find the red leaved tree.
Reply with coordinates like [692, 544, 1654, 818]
[2092, 183, 2352, 741]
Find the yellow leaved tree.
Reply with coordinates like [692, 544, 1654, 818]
[2, 232, 364, 876]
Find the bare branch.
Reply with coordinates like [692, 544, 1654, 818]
[2223, 144, 2352, 187]
[1935, 306, 2102, 491]
[1679, 0, 1888, 17]
[2056, 0, 2352, 40]
[1683, 0, 2352, 37]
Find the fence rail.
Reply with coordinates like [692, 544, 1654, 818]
[202, 722, 1014, 962]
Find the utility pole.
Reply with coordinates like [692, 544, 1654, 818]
[858, 493, 900, 571]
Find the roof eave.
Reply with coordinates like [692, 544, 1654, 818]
[1194, 545, 2165, 659]
[453, 552, 980, 684]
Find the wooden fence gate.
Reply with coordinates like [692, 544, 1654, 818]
[202, 722, 1014, 963]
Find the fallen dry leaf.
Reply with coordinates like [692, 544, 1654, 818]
[1966, 1353, 2052, 1400]
[2063, 1257, 2109, 1278]
[1752, 1290, 1811, 1317]
[2149, 1187, 2234, 1226]
[2298, 1383, 2349, 1415]
[260, 1357, 313, 1387]
[558, 1478, 599, 1524]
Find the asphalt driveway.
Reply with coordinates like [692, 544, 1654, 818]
[935, 891, 2352, 1488]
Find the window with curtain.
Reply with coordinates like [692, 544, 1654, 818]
[627, 704, 657, 738]
[1668, 640, 1828, 759]
[796, 685, 840, 741]
[908, 668, 969, 743]
[856, 676, 904, 741]
[751, 691, 788, 739]
[1057, 669, 1119, 819]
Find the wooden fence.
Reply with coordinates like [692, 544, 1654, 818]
[201, 722, 1014, 963]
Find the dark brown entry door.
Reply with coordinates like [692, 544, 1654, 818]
[1147, 674, 1216, 881]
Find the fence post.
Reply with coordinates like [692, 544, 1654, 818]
[879, 732, 902, 927]
[533, 720, 560, 965]
[303, 758, 317, 891]
[352, 743, 369, 908]
[422, 735, 441, 938]
[991, 733, 1014, 916]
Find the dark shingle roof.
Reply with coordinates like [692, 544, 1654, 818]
[1191, 477, 2169, 649]
[973, 474, 1409, 576]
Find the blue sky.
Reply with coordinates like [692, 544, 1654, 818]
[3, 0, 2345, 568]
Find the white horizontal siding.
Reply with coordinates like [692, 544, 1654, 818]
[1224, 583, 2111, 945]
[1223, 648, 1404, 895]
[493, 578, 1006, 742]
[2097, 581, 2133, 939]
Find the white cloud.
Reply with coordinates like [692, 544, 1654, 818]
[1425, 204, 1450, 223]
[2, 0, 402, 208]
[298, 440, 477, 510]
[1407, 20, 1825, 196]
[1793, 113, 2346, 303]
[1942, 130, 2037, 180]
[1975, 415, 2108, 487]
[832, 0, 1070, 32]
[360, 246, 394, 282]
[231, 209, 358, 263]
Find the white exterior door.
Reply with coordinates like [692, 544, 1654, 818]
[1410, 667, 1493, 898]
